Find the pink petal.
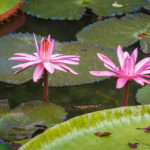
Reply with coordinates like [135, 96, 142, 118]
[33, 33, 39, 55]
[116, 78, 128, 89]
[51, 59, 79, 65]
[140, 70, 150, 75]
[123, 52, 130, 59]
[12, 60, 41, 69]
[44, 62, 54, 74]
[9, 57, 37, 61]
[133, 77, 144, 86]
[142, 78, 150, 84]
[97, 53, 117, 70]
[129, 53, 135, 75]
[47, 39, 54, 59]
[135, 57, 150, 74]
[117, 45, 124, 68]
[39, 37, 44, 57]
[122, 56, 130, 75]
[131, 48, 138, 63]
[14, 53, 37, 59]
[89, 71, 120, 77]
[33, 64, 44, 82]
[60, 64, 78, 75]
[52, 63, 67, 72]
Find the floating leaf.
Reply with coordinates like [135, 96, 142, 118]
[0, 0, 22, 23]
[136, 85, 150, 104]
[0, 33, 117, 86]
[47, 42, 118, 86]
[0, 99, 10, 117]
[0, 10, 25, 37]
[0, 101, 66, 141]
[19, 105, 150, 150]
[77, 14, 150, 49]
[21, 0, 147, 20]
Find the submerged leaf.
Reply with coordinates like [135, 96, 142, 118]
[0, 101, 66, 141]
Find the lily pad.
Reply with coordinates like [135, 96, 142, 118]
[136, 85, 150, 104]
[0, 10, 25, 37]
[0, 101, 66, 141]
[0, 99, 10, 117]
[88, 0, 147, 17]
[0, 33, 117, 86]
[77, 14, 150, 49]
[0, 0, 22, 22]
[19, 105, 150, 150]
[21, 0, 147, 20]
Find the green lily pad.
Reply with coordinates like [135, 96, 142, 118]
[0, 99, 10, 117]
[0, 101, 66, 140]
[48, 42, 117, 86]
[77, 14, 150, 49]
[140, 37, 150, 53]
[21, 0, 147, 20]
[88, 0, 146, 17]
[0, 33, 117, 86]
[0, 0, 21, 22]
[136, 85, 150, 104]
[19, 105, 150, 150]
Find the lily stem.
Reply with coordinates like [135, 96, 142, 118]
[44, 69, 49, 103]
[123, 81, 130, 106]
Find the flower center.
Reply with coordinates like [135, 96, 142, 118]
[42, 40, 50, 60]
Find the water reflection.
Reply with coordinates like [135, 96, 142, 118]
[0, 78, 140, 119]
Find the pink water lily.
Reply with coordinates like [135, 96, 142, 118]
[9, 34, 80, 102]
[89, 45, 150, 106]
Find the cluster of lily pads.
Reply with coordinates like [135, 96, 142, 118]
[1, 0, 150, 150]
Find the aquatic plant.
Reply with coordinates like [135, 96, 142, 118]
[9, 34, 80, 102]
[90, 45, 150, 106]
[0, 0, 22, 23]
[19, 105, 150, 150]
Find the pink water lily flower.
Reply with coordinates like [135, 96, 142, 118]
[9, 34, 80, 82]
[89, 45, 150, 106]
[9, 34, 80, 103]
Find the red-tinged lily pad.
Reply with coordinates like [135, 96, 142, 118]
[0, 10, 25, 37]
[0, 0, 22, 23]
[19, 105, 150, 150]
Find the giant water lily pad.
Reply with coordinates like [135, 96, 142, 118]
[19, 105, 150, 150]
[0, 0, 22, 22]
[0, 101, 66, 140]
[136, 85, 150, 104]
[77, 14, 150, 49]
[21, 0, 147, 20]
[0, 33, 118, 86]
